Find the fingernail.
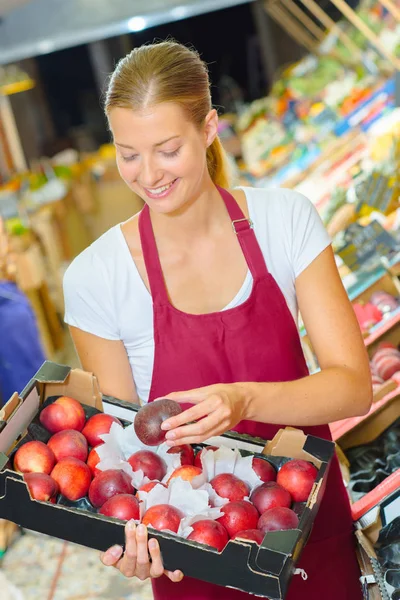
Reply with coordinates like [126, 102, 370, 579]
[126, 520, 136, 531]
[110, 545, 122, 558]
[137, 524, 146, 535]
[165, 431, 175, 439]
[161, 421, 171, 430]
[149, 539, 158, 550]
[166, 440, 175, 447]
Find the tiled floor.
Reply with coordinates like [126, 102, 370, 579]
[1, 530, 153, 600]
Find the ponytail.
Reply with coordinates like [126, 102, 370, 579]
[206, 136, 230, 189]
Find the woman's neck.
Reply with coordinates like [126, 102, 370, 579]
[149, 178, 229, 247]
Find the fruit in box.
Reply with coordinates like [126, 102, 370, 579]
[167, 465, 202, 485]
[232, 529, 264, 544]
[187, 519, 229, 551]
[87, 444, 103, 477]
[142, 504, 184, 533]
[128, 450, 167, 481]
[210, 473, 250, 501]
[24, 472, 58, 502]
[39, 397, 86, 434]
[251, 457, 276, 482]
[89, 469, 134, 508]
[217, 500, 259, 538]
[14, 441, 56, 475]
[250, 481, 292, 514]
[82, 414, 122, 447]
[51, 457, 92, 501]
[134, 399, 182, 446]
[167, 444, 194, 466]
[99, 493, 140, 521]
[194, 446, 219, 468]
[277, 459, 317, 503]
[258, 507, 299, 533]
[47, 430, 88, 462]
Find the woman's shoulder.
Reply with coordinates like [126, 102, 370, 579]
[235, 186, 314, 215]
[63, 224, 122, 288]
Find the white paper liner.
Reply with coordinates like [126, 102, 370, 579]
[198, 446, 264, 506]
[138, 478, 223, 537]
[96, 422, 182, 489]
[95, 424, 265, 531]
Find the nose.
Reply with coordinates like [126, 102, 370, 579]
[138, 156, 163, 188]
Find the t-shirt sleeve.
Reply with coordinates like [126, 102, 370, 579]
[285, 190, 332, 278]
[63, 248, 120, 340]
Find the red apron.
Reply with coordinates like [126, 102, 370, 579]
[138, 187, 362, 600]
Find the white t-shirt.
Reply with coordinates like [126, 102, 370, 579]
[64, 187, 331, 403]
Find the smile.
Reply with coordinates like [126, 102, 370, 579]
[143, 178, 179, 199]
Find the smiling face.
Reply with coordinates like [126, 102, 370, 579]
[109, 102, 218, 214]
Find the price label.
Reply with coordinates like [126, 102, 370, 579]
[337, 221, 399, 271]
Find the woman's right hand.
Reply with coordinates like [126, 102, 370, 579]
[100, 520, 184, 583]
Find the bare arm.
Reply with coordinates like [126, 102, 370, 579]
[69, 326, 139, 404]
[243, 245, 372, 425]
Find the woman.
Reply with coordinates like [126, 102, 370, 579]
[63, 41, 371, 599]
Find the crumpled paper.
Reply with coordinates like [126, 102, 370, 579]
[138, 478, 223, 537]
[198, 446, 264, 507]
[94, 424, 265, 536]
[96, 421, 182, 489]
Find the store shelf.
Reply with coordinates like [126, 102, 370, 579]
[330, 385, 400, 442]
[0, 79, 35, 97]
[351, 468, 400, 522]
[364, 309, 400, 348]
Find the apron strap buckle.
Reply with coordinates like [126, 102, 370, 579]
[232, 218, 254, 234]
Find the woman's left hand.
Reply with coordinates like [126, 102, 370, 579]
[159, 383, 249, 446]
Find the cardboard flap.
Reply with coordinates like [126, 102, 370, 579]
[262, 427, 322, 469]
[358, 509, 382, 546]
[44, 368, 103, 411]
[356, 529, 378, 559]
[0, 393, 21, 422]
[307, 478, 322, 510]
[34, 361, 71, 384]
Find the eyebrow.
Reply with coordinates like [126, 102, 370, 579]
[115, 135, 181, 150]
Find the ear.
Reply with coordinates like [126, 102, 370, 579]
[204, 109, 219, 148]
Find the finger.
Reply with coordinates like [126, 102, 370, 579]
[134, 524, 151, 580]
[148, 538, 165, 578]
[165, 569, 184, 583]
[119, 520, 138, 577]
[165, 410, 227, 446]
[162, 397, 217, 432]
[157, 387, 211, 407]
[100, 545, 124, 567]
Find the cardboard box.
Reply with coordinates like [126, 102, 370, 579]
[355, 531, 390, 600]
[354, 480, 399, 600]
[0, 361, 335, 599]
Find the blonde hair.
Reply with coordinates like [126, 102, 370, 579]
[105, 41, 230, 188]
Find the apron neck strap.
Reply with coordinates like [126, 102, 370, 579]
[138, 186, 269, 305]
[217, 186, 269, 280]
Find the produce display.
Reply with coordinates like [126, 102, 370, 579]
[370, 342, 400, 385]
[10, 396, 322, 555]
[353, 291, 400, 334]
